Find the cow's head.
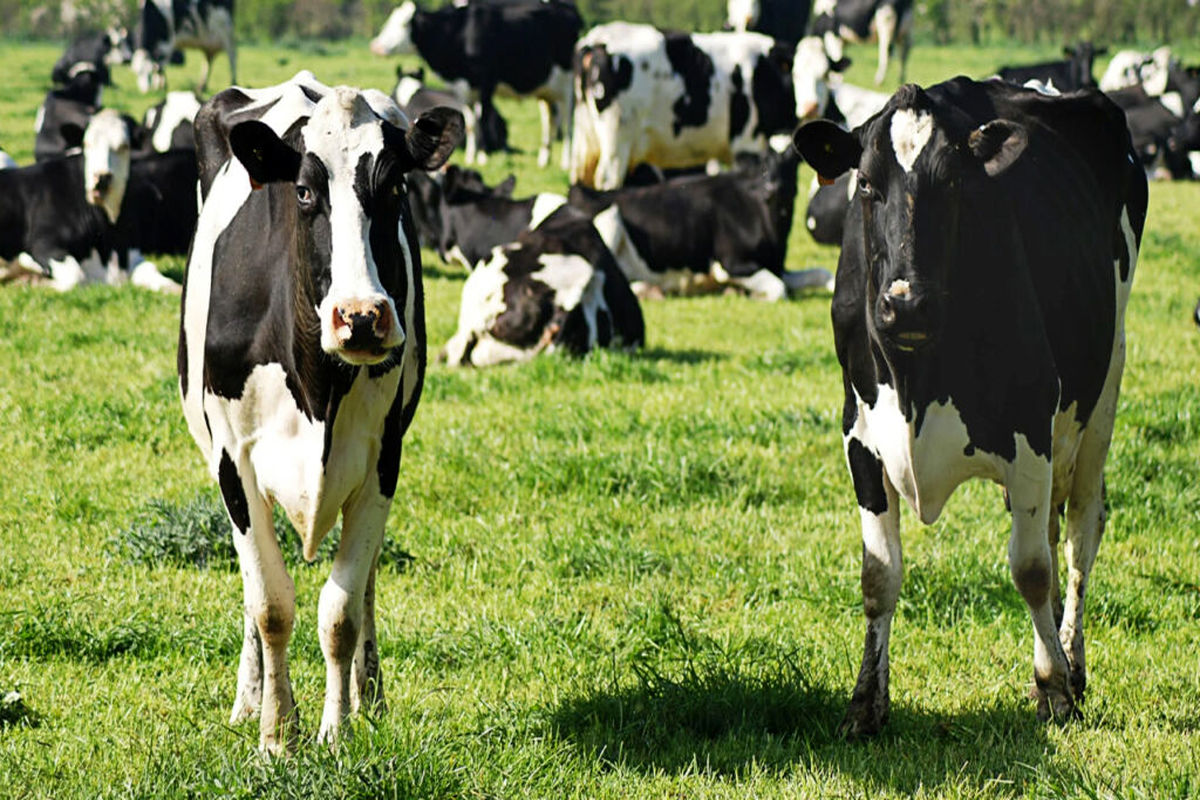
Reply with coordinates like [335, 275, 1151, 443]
[229, 88, 463, 366]
[794, 84, 1029, 353]
[130, 47, 167, 94]
[370, 1, 418, 57]
[793, 36, 850, 121]
[78, 109, 142, 223]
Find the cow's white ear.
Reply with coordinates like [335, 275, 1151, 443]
[968, 120, 1027, 177]
[403, 107, 465, 171]
[793, 119, 861, 181]
[229, 120, 301, 187]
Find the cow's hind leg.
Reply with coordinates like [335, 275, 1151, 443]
[317, 488, 391, 744]
[1006, 444, 1077, 722]
[842, 437, 902, 737]
[223, 454, 298, 753]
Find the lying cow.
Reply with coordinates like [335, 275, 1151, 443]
[810, 0, 913, 86]
[793, 77, 1147, 734]
[370, 0, 581, 168]
[179, 72, 461, 752]
[568, 148, 833, 300]
[804, 170, 855, 246]
[33, 65, 107, 162]
[571, 23, 797, 189]
[131, 0, 237, 93]
[995, 42, 1108, 91]
[142, 91, 202, 152]
[50, 28, 129, 88]
[441, 207, 645, 366]
[1099, 46, 1174, 94]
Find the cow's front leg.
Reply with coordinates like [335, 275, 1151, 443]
[537, 98, 553, 168]
[841, 437, 902, 737]
[223, 455, 298, 753]
[1007, 450, 1077, 722]
[350, 561, 386, 715]
[317, 487, 390, 744]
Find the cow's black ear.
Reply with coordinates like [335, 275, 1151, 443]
[496, 174, 516, 197]
[60, 122, 85, 150]
[831, 55, 852, 72]
[415, 67, 425, 82]
[402, 107, 465, 171]
[968, 119, 1027, 177]
[793, 119, 861, 180]
[229, 120, 301, 186]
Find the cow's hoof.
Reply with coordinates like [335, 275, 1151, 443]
[1033, 680, 1081, 723]
[839, 700, 888, 739]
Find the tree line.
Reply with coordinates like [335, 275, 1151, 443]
[4, 0, 1198, 48]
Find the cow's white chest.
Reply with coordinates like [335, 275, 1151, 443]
[852, 384, 1006, 524]
[204, 363, 399, 546]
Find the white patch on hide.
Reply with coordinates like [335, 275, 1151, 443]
[889, 108, 933, 173]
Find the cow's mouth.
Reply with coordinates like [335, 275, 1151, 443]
[885, 330, 934, 353]
[336, 346, 394, 366]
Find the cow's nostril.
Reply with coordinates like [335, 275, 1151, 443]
[95, 173, 113, 192]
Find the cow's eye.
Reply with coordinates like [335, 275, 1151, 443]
[296, 185, 314, 207]
[859, 176, 880, 201]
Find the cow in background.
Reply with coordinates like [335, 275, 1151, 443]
[995, 42, 1108, 91]
[370, 0, 582, 168]
[131, 0, 236, 93]
[810, 0, 913, 86]
[726, 0, 811, 46]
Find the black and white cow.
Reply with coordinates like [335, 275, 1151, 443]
[33, 66, 108, 162]
[811, 0, 913, 86]
[804, 170, 855, 245]
[792, 77, 1147, 734]
[570, 23, 797, 189]
[51, 28, 130, 88]
[142, 90, 203, 152]
[995, 42, 1108, 92]
[568, 148, 833, 300]
[370, 0, 582, 168]
[392, 67, 488, 164]
[726, 0, 811, 46]
[418, 165, 567, 270]
[1099, 46, 1174, 94]
[131, 0, 236, 94]
[441, 206, 645, 366]
[1106, 85, 1200, 179]
[178, 72, 462, 752]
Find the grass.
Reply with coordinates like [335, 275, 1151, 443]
[2, 34, 1200, 799]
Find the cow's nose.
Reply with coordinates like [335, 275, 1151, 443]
[877, 279, 936, 349]
[331, 300, 402, 356]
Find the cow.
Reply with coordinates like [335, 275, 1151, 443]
[370, 0, 582, 168]
[810, 0, 913, 86]
[1106, 85, 1199, 179]
[178, 71, 462, 752]
[392, 67, 489, 165]
[0, 149, 15, 170]
[416, 164, 567, 270]
[441, 207, 645, 366]
[568, 147, 833, 300]
[1099, 46, 1174, 94]
[791, 76, 1147, 735]
[50, 29, 129, 88]
[995, 42, 1108, 92]
[726, 0, 810, 46]
[33, 66, 108, 162]
[131, 0, 236, 94]
[570, 23, 798, 189]
[142, 90, 203, 152]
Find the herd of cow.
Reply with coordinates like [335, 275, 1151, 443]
[0, 0, 1186, 754]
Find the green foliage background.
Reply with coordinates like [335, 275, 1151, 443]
[4, 0, 1200, 45]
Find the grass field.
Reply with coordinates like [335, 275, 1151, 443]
[2, 36, 1200, 799]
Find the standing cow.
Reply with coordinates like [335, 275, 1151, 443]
[131, 0, 236, 93]
[811, 0, 913, 85]
[571, 23, 797, 189]
[792, 77, 1147, 734]
[370, 0, 582, 168]
[178, 72, 462, 751]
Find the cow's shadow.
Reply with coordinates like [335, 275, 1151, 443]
[546, 663, 1055, 795]
[635, 347, 726, 365]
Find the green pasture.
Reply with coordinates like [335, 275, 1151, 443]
[1, 37, 1200, 799]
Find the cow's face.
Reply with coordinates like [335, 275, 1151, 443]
[370, 2, 417, 57]
[230, 88, 463, 366]
[81, 109, 134, 224]
[793, 36, 849, 120]
[794, 85, 1028, 354]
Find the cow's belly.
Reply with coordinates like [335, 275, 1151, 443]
[203, 363, 398, 548]
[854, 384, 1008, 524]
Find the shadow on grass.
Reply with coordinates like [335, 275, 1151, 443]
[635, 347, 727, 365]
[548, 658, 1054, 795]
